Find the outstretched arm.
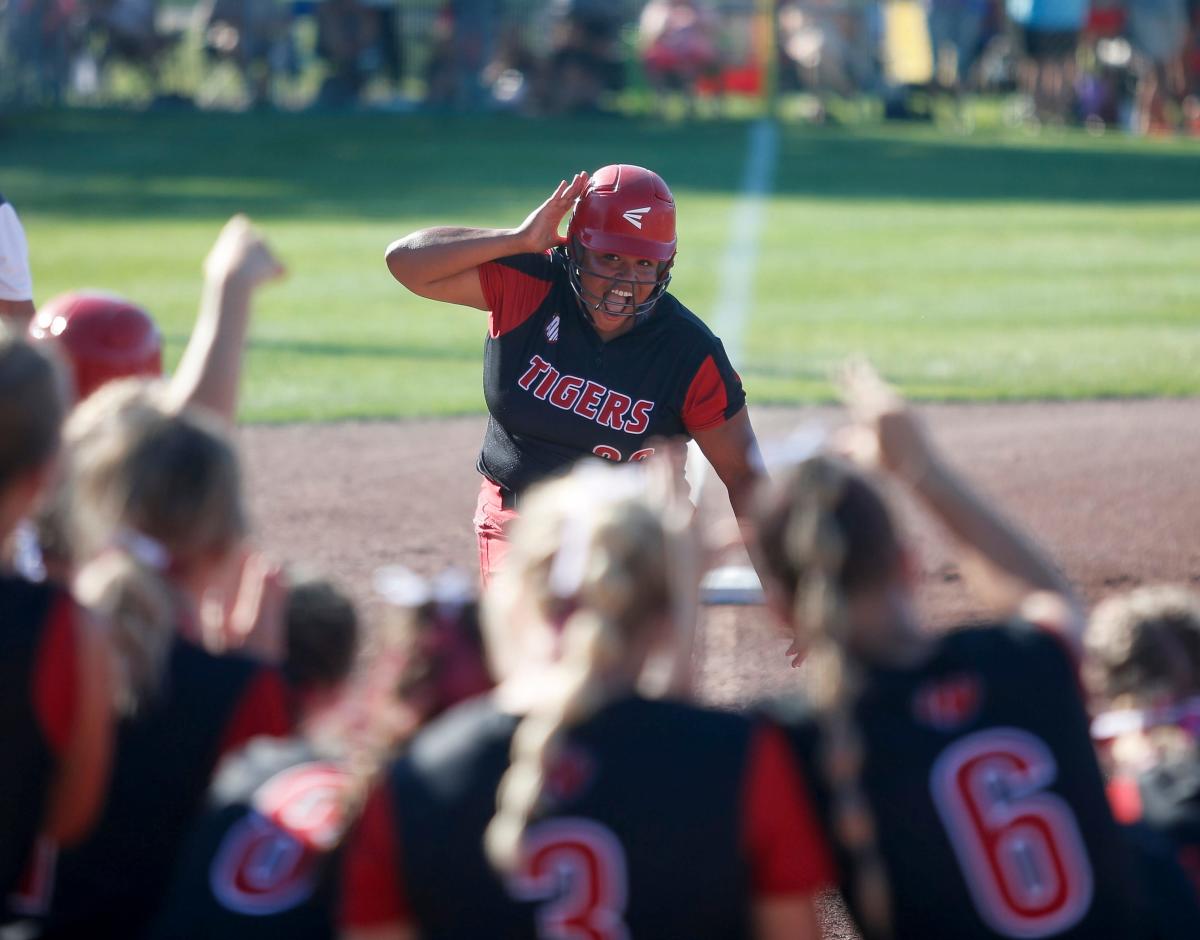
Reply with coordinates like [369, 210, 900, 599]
[384, 171, 589, 310]
[838, 360, 1082, 639]
[165, 215, 285, 423]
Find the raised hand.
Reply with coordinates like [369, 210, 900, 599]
[515, 171, 590, 254]
[203, 214, 286, 289]
[835, 357, 938, 487]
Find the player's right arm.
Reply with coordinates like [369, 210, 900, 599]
[385, 172, 589, 311]
[837, 360, 1083, 643]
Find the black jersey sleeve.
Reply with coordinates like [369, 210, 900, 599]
[478, 252, 556, 338]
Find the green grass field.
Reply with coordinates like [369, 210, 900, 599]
[3, 109, 1198, 420]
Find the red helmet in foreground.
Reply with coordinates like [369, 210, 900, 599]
[566, 164, 677, 317]
[29, 291, 163, 402]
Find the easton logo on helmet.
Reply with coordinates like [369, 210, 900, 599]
[621, 207, 651, 229]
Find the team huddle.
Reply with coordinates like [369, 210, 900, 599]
[2, 169, 1199, 939]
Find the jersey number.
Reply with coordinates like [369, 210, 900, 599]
[508, 818, 630, 940]
[592, 446, 655, 463]
[930, 728, 1094, 938]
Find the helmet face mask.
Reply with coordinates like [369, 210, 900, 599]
[565, 165, 677, 322]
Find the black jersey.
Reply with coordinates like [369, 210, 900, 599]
[477, 249, 746, 496]
[0, 576, 75, 898]
[777, 622, 1149, 940]
[149, 737, 351, 940]
[342, 695, 832, 938]
[41, 637, 293, 940]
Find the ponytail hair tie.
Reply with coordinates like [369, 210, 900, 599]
[112, 527, 171, 572]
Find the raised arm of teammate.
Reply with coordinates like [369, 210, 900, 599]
[384, 172, 590, 311]
[837, 359, 1082, 642]
[166, 215, 285, 423]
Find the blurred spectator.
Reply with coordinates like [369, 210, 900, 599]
[201, 0, 295, 107]
[1006, 0, 1087, 123]
[639, 0, 722, 113]
[1126, 0, 1191, 132]
[927, 0, 989, 93]
[314, 0, 380, 105]
[778, 0, 879, 118]
[540, 0, 626, 114]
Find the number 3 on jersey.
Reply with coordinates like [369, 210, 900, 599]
[931, 728, 1094, 938]
[507, 818, 630, 940]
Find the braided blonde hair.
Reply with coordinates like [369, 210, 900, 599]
[67, 387, 246, 711]
[483, 460, 694, 873]
[758, 456, 903, 937]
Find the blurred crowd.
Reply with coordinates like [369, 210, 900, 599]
[2, 0, 1198, 131]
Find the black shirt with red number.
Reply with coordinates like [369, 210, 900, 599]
[478, 248, 745, 496]
[341, 694, 833, 938]
[0, 575, 77, 900]
[774, 622, 1152, 940]
[40, 637, 293, 940]
[148, 737, 351, 940]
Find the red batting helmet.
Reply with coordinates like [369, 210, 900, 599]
[28, 291, 163, 402]
[566, 164, 677, 317]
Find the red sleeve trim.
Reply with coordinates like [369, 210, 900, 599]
[216, 668, 295, 759]
[1106, 776, 1143, 825]
[479, 257, 553, 338]
[340, 782, 413, 928]
[682, 355, 731, 433]
[34, 593, 79, 757]
[742, 723, 836, 896]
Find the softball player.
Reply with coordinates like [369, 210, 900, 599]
[756, 362, 1160, 939]
[1087, 586, 1200, 915]
[38, 394, 293, 940]
[340, 458, 833, 940]
[146, 575, 494, 940]
[386, 165, 761, 585]
[0, 334, 112, 909]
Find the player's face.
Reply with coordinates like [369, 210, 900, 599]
[576, 249, 660, 338]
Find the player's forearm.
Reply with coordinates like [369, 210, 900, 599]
[0, 298, 35, 329]
[166, 273, 254, 424]
[910, 457, 1074, 606]
[385, 227, 530, 289]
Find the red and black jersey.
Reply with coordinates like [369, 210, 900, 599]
[0, 575, 78, 899]
[1110, 756, 1200, 930]
[478, 248, 746, 496]
[148, 737, 351, 940]
[40, 637, 293, 940]
[342, 695, 832, 938]
[774, 622, 1151, 940]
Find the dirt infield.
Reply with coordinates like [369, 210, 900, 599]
[239, 397, 1196, 938]
[241, 397, 1199, 641]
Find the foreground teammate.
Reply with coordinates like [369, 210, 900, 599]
[385, 165, 761, 584]
[757, 362, 1154, 939]
[1087, 586, 1200, 906]
[341, 458, 832, 940]
[147, 572, 493, 940]
[39, 395, 293, 939]
[0, 334, 112, 904]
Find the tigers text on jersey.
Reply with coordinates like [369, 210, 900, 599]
[775, 622, 1152, 940]
[477, 249, 745, 496]
[342, 695, 832, 938]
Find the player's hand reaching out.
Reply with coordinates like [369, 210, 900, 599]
[835, 357, 940, 488]
[515, 172, 590, 254]
[204, 214, 286, 291]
